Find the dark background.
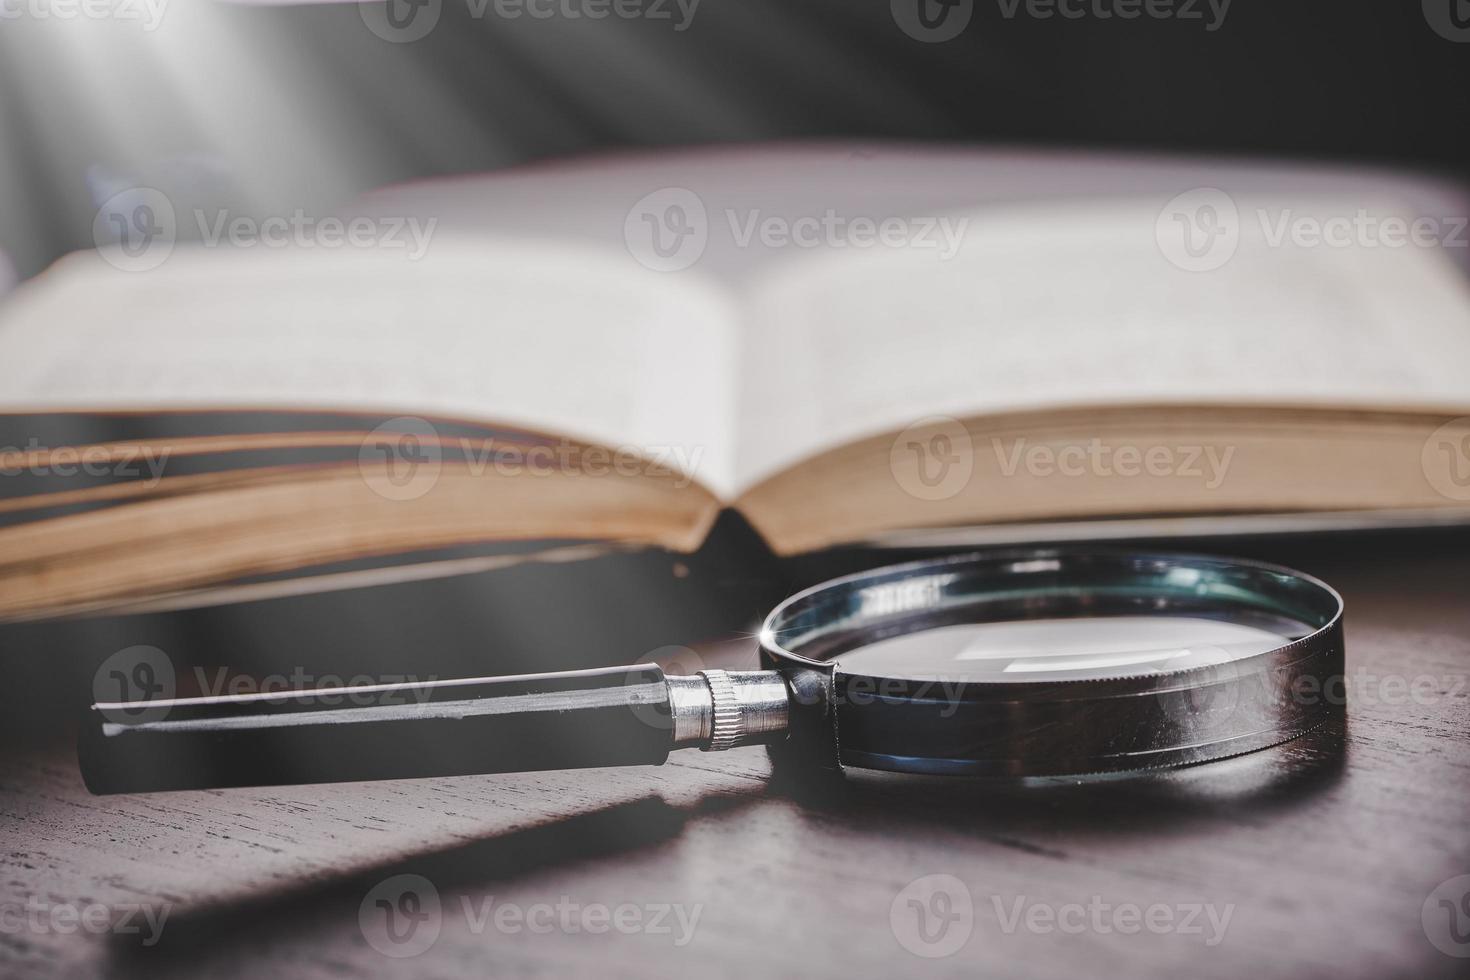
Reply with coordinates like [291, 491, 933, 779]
[2, 1, 1469, 280]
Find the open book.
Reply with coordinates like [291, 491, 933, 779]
[3, 144, 1470, 621]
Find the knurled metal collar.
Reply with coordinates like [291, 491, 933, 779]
[700, 669, 744, 752]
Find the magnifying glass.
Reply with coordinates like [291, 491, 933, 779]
[78, 550, 1345, 794]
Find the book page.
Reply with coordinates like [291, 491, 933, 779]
[9, 149, 1470, 514]
[733, 195, 1470, 492]
[0, 238, 742, 498]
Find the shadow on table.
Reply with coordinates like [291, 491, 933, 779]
[103, 791, 754, 974]
[102, 716, 1346, 973]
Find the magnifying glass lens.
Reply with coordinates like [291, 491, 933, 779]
[837, 614, 1312, 683]
[761, 551, 1345, 776]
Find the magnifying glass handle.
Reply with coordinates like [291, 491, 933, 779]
[78, 666, 791, 795]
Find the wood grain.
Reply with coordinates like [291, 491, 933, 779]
[1, 541, 1467, 979]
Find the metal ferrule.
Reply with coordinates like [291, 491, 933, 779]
[668, 670, 791, 751]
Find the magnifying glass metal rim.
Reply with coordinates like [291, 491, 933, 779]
[757, 548, 1346, 778]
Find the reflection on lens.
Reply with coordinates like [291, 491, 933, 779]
[836, 616, 1303, 682]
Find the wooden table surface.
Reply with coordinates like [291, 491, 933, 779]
[2, 537, 1468, 979]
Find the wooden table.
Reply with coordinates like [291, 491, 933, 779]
[2, 534, 1468, 979]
